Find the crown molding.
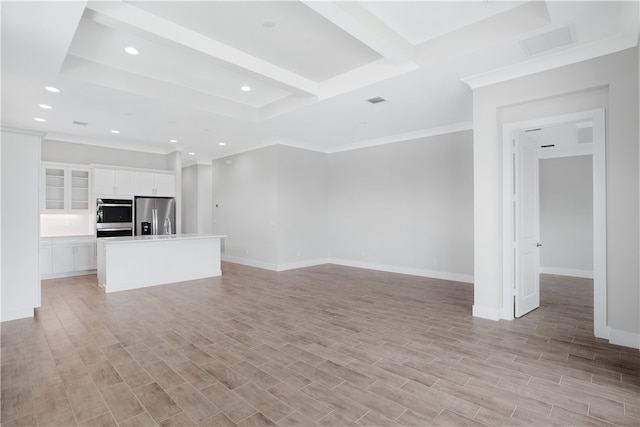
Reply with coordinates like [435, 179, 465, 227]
[0, 125, 45, 137]
[45, 132, 174, 155]
[461, 33, 637, 89]
[328, 121, 473, 154]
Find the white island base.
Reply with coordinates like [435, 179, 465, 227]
[97, 234, 226, 293]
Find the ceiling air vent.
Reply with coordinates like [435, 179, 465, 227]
[521, 26, 574, 56]
[72, 120, 88, 126]
[367, 96, 386, 104]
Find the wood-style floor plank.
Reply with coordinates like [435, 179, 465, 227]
[1, 263, 638, 426]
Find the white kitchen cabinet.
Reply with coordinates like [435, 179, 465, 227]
[94, 168, 134, 197]
[134, 172, 175, 197]
[41, 236, 97, 278]
[70, 169, 90, 210]
[74, 242, 97, 271]
[42, 164, 90, 212]
[40, 240, 52, 275]
[154, 173, 175, 196]
[51, 243, 75, 274]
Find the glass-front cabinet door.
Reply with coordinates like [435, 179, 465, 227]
[43, 166, 66, 211]
[42, 164, 91, 213]
[70, 169, 90, 210]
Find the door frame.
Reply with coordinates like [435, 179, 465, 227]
[501, 108, 607, 339]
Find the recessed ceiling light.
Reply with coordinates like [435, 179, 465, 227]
[240, 85, 251, 92]
[111, 130, 120, 134]
[124, 46, 139, 55]
[45, 86, 60, 93]
[39, 104, 52, 109]
[34, 117, 46, 122]
[262, 20, 276, 28]
[170, 139, 178, 143]
[218, 142, 226, 146]
[188, 152, 195, 156]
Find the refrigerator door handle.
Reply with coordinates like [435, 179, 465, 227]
[152, 209, 157, 235]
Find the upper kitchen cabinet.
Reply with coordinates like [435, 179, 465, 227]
[134, 171, 175, 197]
[94, 168, 134, 197]
[42, 163, 91, 213]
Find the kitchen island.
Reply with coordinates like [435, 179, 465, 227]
[97, 234, 226, 293]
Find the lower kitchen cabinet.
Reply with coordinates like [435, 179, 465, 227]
[40, 241, 52, 275]
[52, 243, 75, 273]
[41, 236, 97, 278]
[74, 242, 97, 271]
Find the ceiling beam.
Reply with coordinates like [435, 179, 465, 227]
[302, 1, 414, 64]
[84, 1, 319, 97]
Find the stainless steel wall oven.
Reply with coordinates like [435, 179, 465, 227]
[96, 198, 133, 238]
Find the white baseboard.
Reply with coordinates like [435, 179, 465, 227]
[609, 328, 640, 350]
[540, 267, 593, 279]
[221, 255, 278, 271]
[327, 258, 474, 283]
[472, 304, 501, 321]
[222, 255, 474, 285]
[276, 259, 329, 272]
[42, 270, 97, 280]
[1, 307, 34, 322]
[221, 256, 327, 272]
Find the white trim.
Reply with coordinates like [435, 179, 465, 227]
[540, 267, 593, 279]
[327, 258, 474, 284]
[501, 108, 607, 339]
[222, 255, 474, 284]
[209, 122, 474, 161]
[0, 126, 44, 137]
[538, 147, 593, 160]
[276, 259, 329, 272]
[472, 305, 501, 321]
[45, 133, 172, 155]
[42, 270, 97, 280]
[462, 33, 636, 89]
[1, 308, 34, 323]
[221, 255, 278, 271]
[328, 122, 473, 154]
[608, 328, 640, 350]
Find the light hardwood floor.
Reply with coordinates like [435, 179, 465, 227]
[1, 263, 638, 426]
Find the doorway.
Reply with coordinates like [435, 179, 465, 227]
[501, 108, 607, 339]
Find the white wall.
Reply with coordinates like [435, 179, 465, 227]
[182, 163, 213, 234]
[212, 145, 328, 270]
[277, 146, 328, 269]
[328, 130, 474, 282]
[165, 151, 183, 235]
[182, 165, 198, 234]
[539, 156, 593, 278]
[1, 129, 41, 322]
[197, 164, 213, 234]
[473, 47, 639, 348]
[42, 140, 168, 169]
[212, 146, 279, 268]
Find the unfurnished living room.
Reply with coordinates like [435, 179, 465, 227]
[1, 1, 639, 426]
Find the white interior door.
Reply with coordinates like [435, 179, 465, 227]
[515, 132, 541, 317]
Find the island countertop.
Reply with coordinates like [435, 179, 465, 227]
[100, 233, 227, 244]
[97, 234, 226, 293]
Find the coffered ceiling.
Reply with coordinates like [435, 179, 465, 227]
[1, 1, 637, 163]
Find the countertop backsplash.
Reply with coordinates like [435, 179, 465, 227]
[40, 213, 94, 237]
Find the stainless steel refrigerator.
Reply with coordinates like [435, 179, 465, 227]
[135, 197, 176, 236]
